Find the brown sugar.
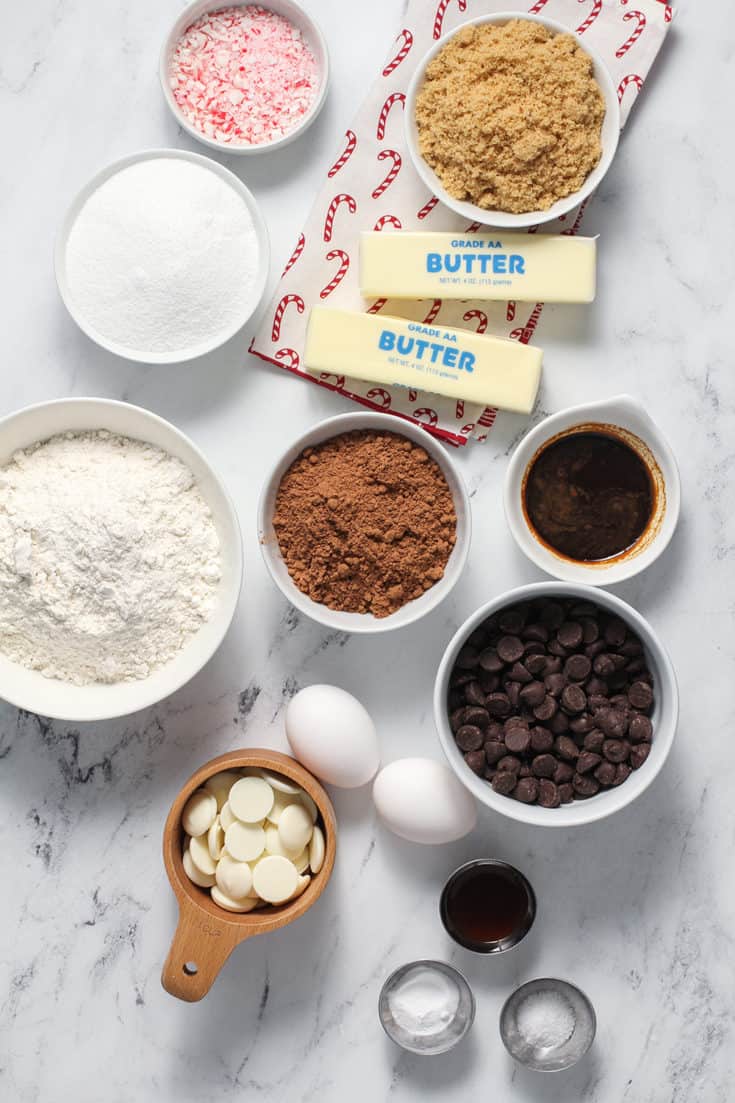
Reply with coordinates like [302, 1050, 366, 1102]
[271, 430, 457, 618]
[415, 19, 606, 214]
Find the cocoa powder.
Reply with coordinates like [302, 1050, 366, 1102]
[272, 430, 457, 618]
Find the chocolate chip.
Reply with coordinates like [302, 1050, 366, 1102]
[555, 735, 580, 761]
[484, 741, 506, 765]
[593, 653, 616, 678]
[464, 750, 485, 775]
[533, 694, 558, 721]
[460, 706, 490, 730]
[455, 645, 479, 670]
[538, 779, 560, 808]
[544, 672, 567, 698]
[561, 684, 587, 714]
[491, 771, 517, 795]
[630, 744, 651, 770]
[525, 653, 548, 676]
[455, 725, 484, 752]
[531, 754, 557, 778]
[568, 713, 594, 735]
[583, 730, 605, 753]
[497, 635, 524, 664]
[628, 714, 653, 743]
[514, 777, 539, 804]
[612, 763, 632, 786]
[505, 681, 521, 709]
[478, 670, 500, 693]
[486, 692, 511, 717]
[557, 621, 583, 649]
[505, 727, 531, 755]
[588, 693, 610, 712]
[548, 639, 568, 657]
[558, 782, 574, 803]
[576, 751, 602, 774]
[596, 708, 629, 739]
[549, 710, 570, 734]
[530, 727, 554, 753]
[585, 639, 607, 659]
[539, 601, 565, 629]
[464, 681, 486, 707]
[478, 648, 504, 673]
[498, 755, 522, 774]
[604, 617, 627, 647]
[519, 680, 546, 708]
[499, 608, 526, 634]
[594, 760, 617, 786]
[522, 623, 549, 643]
[602, 739, 630, 764]
[564, 654, 592, 683]
[580, 618, 599, 644]
[506, 662, 532, 683]
[553, 761, 574, 784]
[628, 681, 654, 711]
[573, 773, 600, 797]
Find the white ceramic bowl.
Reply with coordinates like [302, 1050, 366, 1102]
[0, 399, 243, 722]
[55, 148, 270, 363]
[434, 582, 678, 828]
[405, 12, 620, 230]
[504, 395, 681, 586]
[160, 0, 330, 155]
[257, 412, 471, 633]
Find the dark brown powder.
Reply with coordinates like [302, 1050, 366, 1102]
[272, 430, 457, 618]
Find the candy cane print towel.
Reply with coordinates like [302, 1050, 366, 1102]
[250, 0, 672, 446]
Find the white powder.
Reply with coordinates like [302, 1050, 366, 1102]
[516, 988, 576, 1049]
[388, 967, 460, 1036]
[65, 158, 260, 355]
[0, 430, 221, 685]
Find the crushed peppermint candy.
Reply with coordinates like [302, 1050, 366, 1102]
[169, 5, 320, 147]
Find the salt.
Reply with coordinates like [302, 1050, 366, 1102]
[169, 6, 320, 147]
[515, 988, 576, 1050]
[65, 157, 260, 356]
[388, 966, 460, 1037]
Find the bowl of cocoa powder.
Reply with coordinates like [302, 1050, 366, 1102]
[405, 13, 620, 229]
[257, 413, 471, 632]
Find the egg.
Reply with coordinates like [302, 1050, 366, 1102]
[373, 758, 477, 844]
[285, 685, 380, 788]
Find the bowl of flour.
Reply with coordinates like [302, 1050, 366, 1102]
[55, 149, 269, 363]
[0, 398, 243, 721]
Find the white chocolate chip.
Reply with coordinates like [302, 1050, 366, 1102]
[225, 821, 266, 862]
[290, 874, 311, 901]
[189, 833, 217, 877]
[216, 853, 253, 899]
[183, 846, 216, 888]
[181, 789, 217, 837]
[207, 816, 225, 861]
[278, 802, 313, 854]
[204, 770, 241, 810]
[309, 825, 325, 874]
[258, 769, 302, 795]
[299, 791, 318, 824]
[264, 823, 295, 858]
[252, 855, 299, 904]
[266, 789, 299, 825]
[220, 800, 236, 830]
[210, 885, 260, 913]
[229, 777, 275, 823]
[291, 847, 310, 874]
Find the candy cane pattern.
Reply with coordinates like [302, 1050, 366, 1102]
[528, 0, 551, 11]
[463, 309, 488, 334]
[506, 301, 517, 322]
[274, 347, 300, 368]
[656, 0, 673, 23]
[327, 130, 357, 178]
[561, 198, 589, 236]
[376, 92, 405, 140]
[271, 294, 305, 342]
[413, 407, 439, 427]
[417, 195, 439, 220]
[617, 73, 644, 106]
[576, 0, 603, 35]
[366, 298, 388, 314]
[319, 249, 350, 299]
[281, 233, 305, 277]
[455, 400, 465, 420]
[433, 0, 467, 40]
[477, 408, 497, 428]
[323, 193, 357, 243]
[616, 11, 647, 57]
[510, 303, 543, 345]
[366, 387, 392, 409]
[382, 29, 413, 76]
[422, 299, 442, 324]
[459, 423, 476, 435]
[373, 214, 402, 231]
[371, 149, 402, 199]
[408, 389, 418, 402]
[465, 221, 482, 233]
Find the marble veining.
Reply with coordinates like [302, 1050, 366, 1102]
[1, 0, 734, 1100]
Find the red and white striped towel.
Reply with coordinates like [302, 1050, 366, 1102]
[250, 0, 672, 446]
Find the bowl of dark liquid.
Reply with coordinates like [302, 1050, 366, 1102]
[440, 859, 536, 953]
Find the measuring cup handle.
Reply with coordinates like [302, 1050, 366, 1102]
[161, 896, 249, 1002]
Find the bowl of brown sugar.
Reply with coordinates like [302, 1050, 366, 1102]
[257, 413, 471, 632]
[405, 13, 620, 229]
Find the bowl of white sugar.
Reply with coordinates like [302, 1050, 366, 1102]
[0, 398, 243, 721]
[55, 149, 269, 363]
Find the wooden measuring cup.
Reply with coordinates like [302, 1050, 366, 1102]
[162, 748, 337, 1001]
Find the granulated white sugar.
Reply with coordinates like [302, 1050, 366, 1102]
[64, 157, 260, 356]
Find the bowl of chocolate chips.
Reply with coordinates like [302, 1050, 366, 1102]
[434, 582, 678, 827]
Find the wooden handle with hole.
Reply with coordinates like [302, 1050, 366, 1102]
[161, 895, 250, 1002]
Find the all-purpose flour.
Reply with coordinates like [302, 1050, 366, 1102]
[0, 431, 222, 685]
[65, 157, 260, 355]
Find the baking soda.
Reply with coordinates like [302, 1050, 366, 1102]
[65, 157, 260, 356]
[169, 5, 320, 146]
[388, 967, 460, 1036]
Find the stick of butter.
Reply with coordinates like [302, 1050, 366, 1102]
[304, 308, 542, 414]
[359, 231, 596, 303]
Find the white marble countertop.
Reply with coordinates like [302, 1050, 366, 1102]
[2, 1, 734, 1100]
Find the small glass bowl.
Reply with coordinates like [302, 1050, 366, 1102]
[500, 978, 596, 1071]
[379, 960, 475, 1056]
